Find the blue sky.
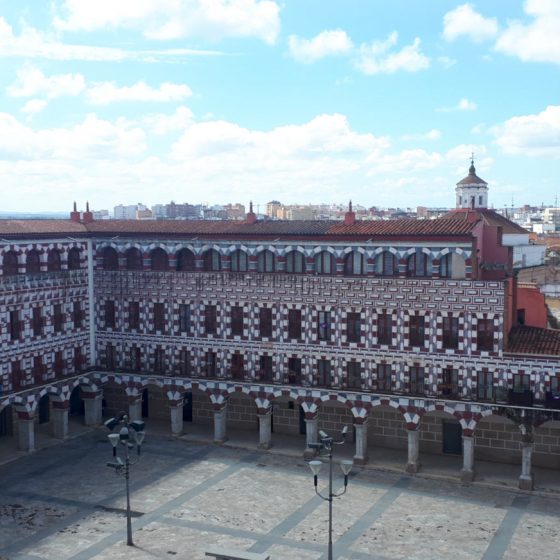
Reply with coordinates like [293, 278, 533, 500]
[0, 0, 559, 213]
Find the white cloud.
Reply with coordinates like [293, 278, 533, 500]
[7, 63, 85, 99]
[53, 0, 281, 44]
[437, 56, 456, 69]
[86, 81, 192, 105]
[495, 0, 560, 64]
[443, 3, 498, 42]
[288, 30, 354, 64]
[401, 129, 442, 141]
[21, 99, 48, 115]
[437, 98, 477, 112]
[0, 17, 221, 61]
[142, 106, 195, 135]
[493, 105, 560, 157]
[354, 32, 430, 75]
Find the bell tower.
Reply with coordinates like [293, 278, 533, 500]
[455, 155, 489, 209]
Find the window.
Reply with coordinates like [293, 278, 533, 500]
[11, 360, 23, 389]
[102, 247, 119, 271]
[477, 319, 494, 351]
[105, 300, 116, 329]
[154, 303, 166, 333]
[67, 247, 81, 270]
[205, 305, 217, 335]
[317, 311, 331, 341]
[314, 251, 335, 274]
[54, 351, 64, 377]
[230, 306, 244, 336]
[3, 251, 18, 275]
[129, 301, 140, 330]
[441, 368, 459, 398]
[72, 301, 83, 329]
[288, 309, 302, 340]
[33, 356, 44, 384]
[551, 376, 560, 394]
[513, 373, 530, 393]
[476, 371, 494, 401]
[231, 354, 244, 380]
[317, 359, 331, 387]
[105, 344, 116, 370]
[230, 250, 248, 272]
[154, 347, 164, 373]
[407, 251, 428, 277]
[203, 250, 221, 271]
[47, 249, 61, 272]
[53, 304, 64, 333]
[179, 304, 191, 334]
[74, 347, 83, 371]
[179, 349, 190, 376]
[26, 250, 41, 274]
[285, 251, 305, 273]
[206, 351, 217, 377]
[259, 307, 272, 338]
[376, 252, 398, 276]
[440, 254, 452, 278]
[259, 356, 273, 382]
[130, 347, 141, 371]
[125, 248, 143, 271]
[288, 357, 302, 385]
[257, 250, 275, 272]
[32, 307, 43, 337]
[347, 361, 361, 389]
[442, 316, 459, 349]
[346, 312, 361, 343]
[377, 313, 392, 345]
[409, 366, 425, 395]
[150, 248, 168, 271]
[409, 315, 425, 347]
[176, 249, 196, 271]
[376, 364, 392, 392]
[344, 251, 366, 276]
[9, 310, 21, 341]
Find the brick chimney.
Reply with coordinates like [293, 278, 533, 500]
[70, 201, 81, 223]
[343, 200, 356, 226]
[82, 201, 94, 223]
[245, 201, 257, 224]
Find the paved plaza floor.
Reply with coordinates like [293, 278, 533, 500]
[0, 430, 559, 560]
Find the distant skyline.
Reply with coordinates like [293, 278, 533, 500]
[0, 1, 559, 212]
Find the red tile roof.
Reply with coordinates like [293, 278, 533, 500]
[507, 326, 560, 357]
[441, 209, 528, 235]
[0, 220, 87, 237]
[327, 218, 475, 236]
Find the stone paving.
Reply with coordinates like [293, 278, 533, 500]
[0, 431, 559, 560]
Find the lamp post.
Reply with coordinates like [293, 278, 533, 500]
[308, 426, 353, 560]
[105, 413, 146, 546]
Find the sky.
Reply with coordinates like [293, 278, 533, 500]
[0, 0, 559, 213]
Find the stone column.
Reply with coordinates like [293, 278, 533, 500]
[128, 398, 142, 423]
[258, 409, 272, 449]
[170, 401, 184, 436]
[83, 393, 103, 426]
[519, 438, 534, 490]
[353, 420, 368, 465]
[213, 405, 228, 443]
[460, 435, 475, 482]
[51, 402, 69, 439]
[17, 415, 35, 452]
[303, 415, 318, 459]
[405, 428, 420, 473]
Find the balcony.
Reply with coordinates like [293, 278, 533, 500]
[508, 389, 534, 407]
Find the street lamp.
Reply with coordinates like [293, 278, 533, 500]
[105, 413, 146, 546]
[308, 426, 353, 560]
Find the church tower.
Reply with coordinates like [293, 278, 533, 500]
[455, 157, 488, 209]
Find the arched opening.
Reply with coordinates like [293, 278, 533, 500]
[419, 410, 463, 472]
[366, 405, 408, 465]
[407, 251, 429, 277]
[375, 251, 398, 277]
[47, 249, 62, 272]
[0, 404, 14, 439]
[230, 249, 248, 272]
[69, 386, 85, 418]
[285, 250, 306, 273]
[202, 249, 221, 271]
[2, 251, 19, 276]
[176, 248, 196, 271]
[257, 250, 276, 272]
[317, 400, 355, 444]
[125, 247, 143, 271]
[474, 414, 521, 467]
[38, 394, 50, 424]
[102, 247, 119, 271]
[314, 251, 335, 275]
[26, 250, 41, 274]
[150, 248, 169, 271]
[344, 251, 366, 276]
[440, 253, 452, 278]
[188, 387, 214, 437]
[227, 392, 258, 433]
[142, 388, 149, 418]
[441, 253, 466, 279]
[67, 247, 82, 270]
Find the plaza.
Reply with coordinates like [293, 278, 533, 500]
[0, 427, 559, 560]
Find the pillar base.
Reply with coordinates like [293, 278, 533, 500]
[405, 461, 420, 474]
[353, 455, 368, 466]
[303, 448, 317, 460]
[258, 442, 272, 450]
[460, 468, 475, 482]
[214, 436, 228, 445]
[519, 475, 533, 491]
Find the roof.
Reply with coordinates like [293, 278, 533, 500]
[456, 163, 488, 186]
[0, 220, 87, 237]
[507, 325, 560, 357]
[441, 208, 529, 235]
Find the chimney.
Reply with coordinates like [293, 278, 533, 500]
[245, 201, 257, 224]
[343, 200, 356, 226]
[70, 201, 81, 223]
[82, 201, 94, 223]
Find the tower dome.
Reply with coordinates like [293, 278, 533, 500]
[455, 157, 488, 209]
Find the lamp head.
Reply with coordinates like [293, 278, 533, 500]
[341, 426, 348, 437]
[308, 460, 322, 476]
[319, 430, 328, 440]
[340, 460, 353, 475]
[130, 420, 145, 432]
[119, 426, 129, 440]
[134, 430, 145, 446]
[104, 417, 119, 431]
[107, 433, 120, 448]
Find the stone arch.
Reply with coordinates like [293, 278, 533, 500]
[2, 250, 19, 275]
[284, 249, 306, 273]
[125, 247, 143, 271]
[230, 249, 249, 272]
[314, 250, 336, 275]
[256, 249, 276, 272]
[201, 248, 221, 271]
[176, 248, 196, 271]
[47, 248, 62, 272]
[26, 249, 41, 274]
[67, 246, 82, 270]
[100, 246, 119, 271]
[150, 247, 169, 271]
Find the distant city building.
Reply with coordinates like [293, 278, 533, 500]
[266, 200, 281, 218]
[114, 204, 148, 220]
